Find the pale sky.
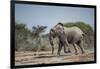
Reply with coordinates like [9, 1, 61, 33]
[15, 4, 95, 33]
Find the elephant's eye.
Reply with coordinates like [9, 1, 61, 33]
[57, 26, 63, 30]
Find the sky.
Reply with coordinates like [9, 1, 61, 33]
[15, 4, 95, 33]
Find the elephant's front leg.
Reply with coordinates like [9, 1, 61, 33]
[57, 42, 63, 56]
[64, 40, 71, 53]
[64, 45, 71, 53]
[51, 45, 54, 55]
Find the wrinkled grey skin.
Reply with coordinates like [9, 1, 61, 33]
[49, 23, 85, 55]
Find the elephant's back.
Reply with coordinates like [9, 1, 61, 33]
[64, 26, 83, 35]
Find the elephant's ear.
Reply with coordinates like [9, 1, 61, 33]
[57, 22, 63, 26]
[57, 22, 64, 30]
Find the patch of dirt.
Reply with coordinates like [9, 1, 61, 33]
[15, 50, 94, 66]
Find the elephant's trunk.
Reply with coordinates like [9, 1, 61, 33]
[49, 29, 54, 55]
[49, 35, 54, 46]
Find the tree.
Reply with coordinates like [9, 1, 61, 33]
[32, 25, 47, 37]
[64, 21, 93, 34]
[15, 23, 30, 51]
[32, 25, 47, 52]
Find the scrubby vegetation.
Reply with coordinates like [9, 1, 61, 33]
[15, 22, 94, 51]
[15, 22, 51, 51]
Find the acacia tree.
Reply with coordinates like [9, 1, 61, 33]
[32, 25, 47, 37]
[32, 25, 47, 52]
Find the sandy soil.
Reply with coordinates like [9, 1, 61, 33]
[15, 49, 94, 66]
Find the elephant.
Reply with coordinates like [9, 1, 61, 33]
[49, 23, 85, 55]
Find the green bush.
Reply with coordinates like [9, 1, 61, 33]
[64, 22, 93, 34]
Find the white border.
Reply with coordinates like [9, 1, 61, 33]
[0, 0, 99, 69]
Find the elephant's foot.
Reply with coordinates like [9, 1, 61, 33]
[68, 49, 71, 53]
[57, 53, 61, 56]
[64, 50, 71, 53]
[82, 51, 85, 54]
[75, 52, 78, 55]
[52, 53, 54, 55]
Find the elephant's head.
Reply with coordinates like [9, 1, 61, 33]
[49, 22, 64, 46]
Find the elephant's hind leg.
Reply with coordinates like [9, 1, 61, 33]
[72, 43, 78, 55]
[77, 40, 85, 54]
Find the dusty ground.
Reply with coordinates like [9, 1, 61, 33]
[15, 49, 94, 66]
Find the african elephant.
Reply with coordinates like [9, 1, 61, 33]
[49, 23, 85, 55]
